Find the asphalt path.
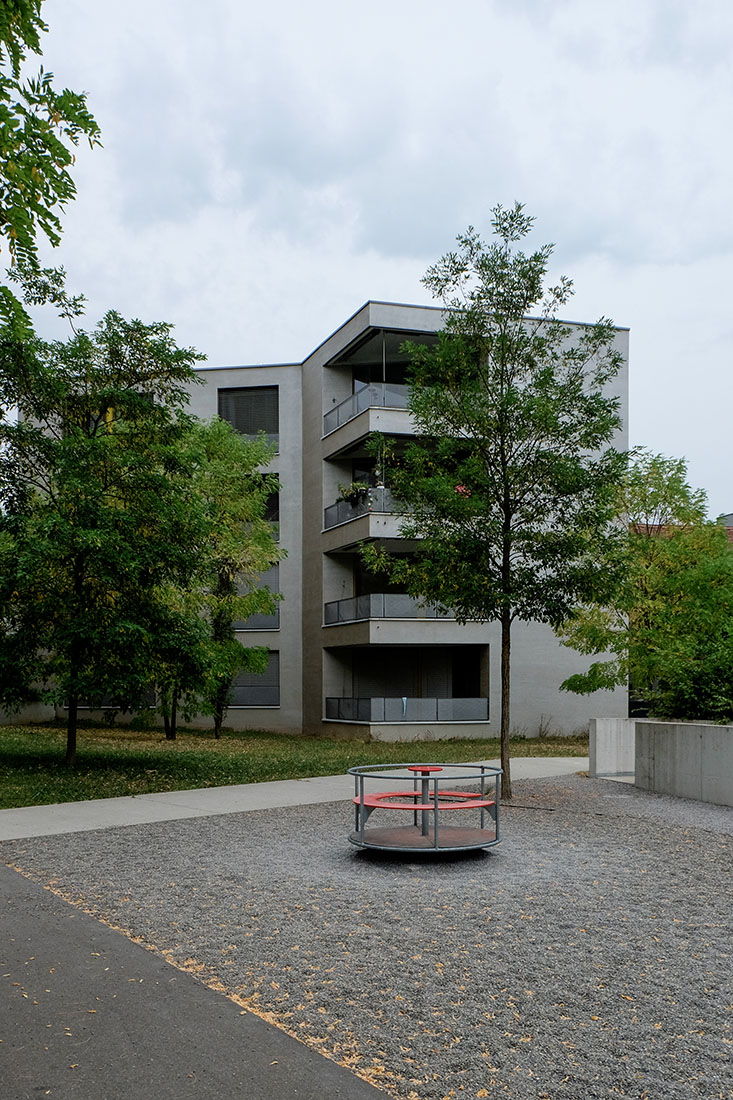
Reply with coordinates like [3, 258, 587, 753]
[1, 863, 383, 1100]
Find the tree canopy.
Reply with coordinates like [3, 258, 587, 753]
[560, 450, 733, 721]
[159, 418, 281, 740]
[365, 205, 627, 796]
[0, 3, 100, 246]
[0, 282, 279, 762]
[1, 0, 100, 326]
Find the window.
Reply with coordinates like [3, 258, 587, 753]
[234, 564, 280, 630]
[263, 486, 280, 541]
[229, 651, 280, 707]
[218, 386, 279, 446]
[264, 489, 279, 525]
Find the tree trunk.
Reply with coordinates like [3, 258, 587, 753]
[65, 692, 78, 766]
[500, 609, 512, 800]
[211, 591, 232, 740]
[213, 663, 229, 739]
[65, 633, 82, 765]
[213, 682, 226, 738]
[166, 689, 177, 740]
[66, 566, 85, 767]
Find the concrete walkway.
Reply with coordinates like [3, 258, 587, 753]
[0, 756, 588, 840]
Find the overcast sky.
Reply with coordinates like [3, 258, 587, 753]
[29, 0, 733, 517]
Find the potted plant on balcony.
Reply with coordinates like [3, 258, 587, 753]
[337, 481, 369, 506]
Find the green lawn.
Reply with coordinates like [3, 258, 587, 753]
[0, 723, 589, 810]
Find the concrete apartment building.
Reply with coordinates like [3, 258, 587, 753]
[187, 301, 629, 741]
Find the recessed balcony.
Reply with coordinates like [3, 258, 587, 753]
[324, 593, 455, 625]
[323, 486, 399, 530]
[323, 382, 409, 436]
[325, 697, 489, 722]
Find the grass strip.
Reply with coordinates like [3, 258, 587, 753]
[0, 724, 588, 810]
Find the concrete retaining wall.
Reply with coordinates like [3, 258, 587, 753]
[635, 721, 733, 808]
[0, 702, 55, 725]
[589, 717, 636, 778]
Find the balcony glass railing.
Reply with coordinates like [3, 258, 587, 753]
[324, 594, 455, 624]
[323, 383, 409, 435]
[323, 486, 399, 530]
[325, 697, 489, 722]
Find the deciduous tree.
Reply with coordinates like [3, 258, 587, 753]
[366, 205, 627, 797]
[560, 451, 733, 720]
[0, 268, 281, 758]
[0, 299, 205, 763]
[155, 419, 280, 740]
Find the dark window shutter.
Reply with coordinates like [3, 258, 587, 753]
[235, 564, 280, 630]
[218, 387, 279, 437]
[229, 652, 280, 706]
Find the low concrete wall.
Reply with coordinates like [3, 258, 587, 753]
[589, 717, 636, 778]
[635, 721, 733, 808]
[0, 702, 55, 725]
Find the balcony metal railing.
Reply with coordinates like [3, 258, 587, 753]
[324, 594, 455, 624]
[323, 485, 399, 530]
[323, 382, 409, 435]
[325, 697, 489, 722]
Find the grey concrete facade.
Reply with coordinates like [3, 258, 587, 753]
[183, 301, 629, 739]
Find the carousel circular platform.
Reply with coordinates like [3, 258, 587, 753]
[348, 763, 503, 854]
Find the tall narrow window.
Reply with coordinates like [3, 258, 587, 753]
[264, 488, 280, 541]
[234, 564, 280, 630]
[229, 652, 280, 706]
[218, 386, 279, 446]
[264, 490, 279, 524]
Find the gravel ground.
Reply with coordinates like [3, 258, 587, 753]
[3, 775, 732, 1100]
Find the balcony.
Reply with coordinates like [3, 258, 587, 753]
[325, 697, 489, 722]
[323, 486, 399, 530]
[324, 593, 455, 625]
[323, 382, 409, 435]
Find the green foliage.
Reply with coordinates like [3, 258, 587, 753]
[560, 451, 733, 721]
[336, 481, 369, 505]
[364, 205, 627, 796]
[639, 525, 733, 720]
[623, 450, 708, 532]
[0, 526, 41, 708]
[0, 2, 46, 76]
[0, 271, 281, 757]
[0, 290, 207, 761]
[170, 418, 281, 737]
[0, 0, 100, 298]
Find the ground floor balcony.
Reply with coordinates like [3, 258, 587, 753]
[325, 697, 489, 722]
[322, 643, 489, 728]
[324, 594, 455, 625]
